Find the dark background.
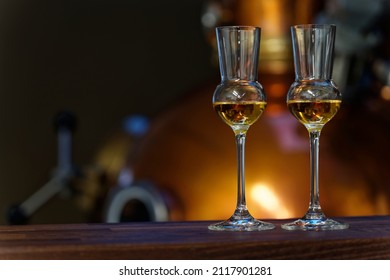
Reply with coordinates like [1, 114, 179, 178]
[0, 0, 215, 224]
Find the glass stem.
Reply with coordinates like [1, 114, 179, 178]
[307, 130, 324, 219]
[235, 133, 248, 214]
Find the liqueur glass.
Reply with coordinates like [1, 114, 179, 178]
[208, 26, 275, 231]
[281, 24, 349, 231]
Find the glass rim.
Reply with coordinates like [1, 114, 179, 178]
[292, 24, 335, 29]
[216, 25, 260, 31]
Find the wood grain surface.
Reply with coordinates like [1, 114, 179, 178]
[0, 216, 389, 259]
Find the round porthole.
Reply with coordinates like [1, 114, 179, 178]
[104, 182, 169, 223]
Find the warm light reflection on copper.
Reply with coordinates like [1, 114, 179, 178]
[268, 83, 288, 98]
[265, 103, 285, 116]
[250, 183, 291, 218]
[235, 0, 301, 75]
[380, 85, 390, 100]
[237, 0, 286, 35]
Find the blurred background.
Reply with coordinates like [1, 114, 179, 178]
[1, 0, 390, 225]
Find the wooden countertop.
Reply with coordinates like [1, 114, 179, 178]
[0, 216, 389, 259]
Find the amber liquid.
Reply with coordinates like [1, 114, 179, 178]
[287, 100, 341, 131]
[213, 101, 267, 133]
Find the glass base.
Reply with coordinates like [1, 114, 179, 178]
[281, 217, 349, 231]
[208, 212, 275, 231]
